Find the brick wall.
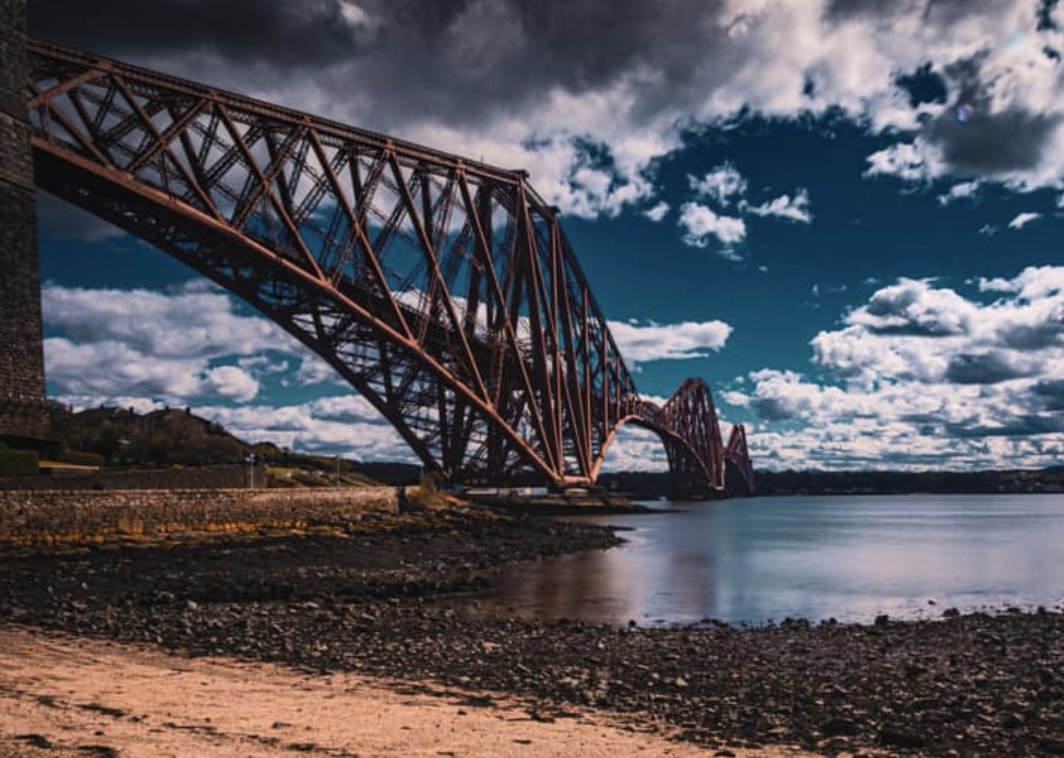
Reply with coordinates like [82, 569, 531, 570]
[0, 0, 48, 439]
[0, 486, 400, 545]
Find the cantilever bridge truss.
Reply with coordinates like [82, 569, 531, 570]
[23, 40, 755, 497]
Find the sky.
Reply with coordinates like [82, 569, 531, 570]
[25, 0, 1064, 472]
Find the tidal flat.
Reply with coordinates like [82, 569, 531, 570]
[0, 508, 1062, 757]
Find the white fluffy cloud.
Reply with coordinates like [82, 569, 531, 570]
[643, 201, 671, 222]
[1008, 211, 1042, 230]
[679, 163, 812, 253]
[678, 202, 747, 249]
[41, 283, 294, 404]
[814, 271, 1064, 384]
[864, 141, 938, 183]
[293, 353, 348, 388]
[196, 396, 409, 461]
[937, 181, 982, 205]
[743, 189, 813, 223]
[600, 425, 670, 472]
[608, 318, 733, 365]
[45, 337, 260, 402]
[689, 164, 748, 206]
[732, 266, 1064, 470]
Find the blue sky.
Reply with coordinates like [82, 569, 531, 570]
[29, 0, 1064, 471]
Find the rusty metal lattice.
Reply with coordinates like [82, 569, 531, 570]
[24, 39, 754, 497]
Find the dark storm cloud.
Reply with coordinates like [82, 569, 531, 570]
[923, 0, 1011, 25]
[27, 0, 727, 129]
[1039, 0, 1061, 30]
[996, 319, 1064, 350]
[751, 398, 794, 422]
[865, 322, 961, 337]
[927, 108, 1062, 176]
[944, 352, 1034, 384]
[900, 412, 944, 425]
[824, 0, 919, 21]
[946, 414, 1064, 437]
[28, 0, 370, 65]
[1032, 379, 1064, 411]
[918, 53, 1064, 177]
[29, 0, 1062, 186]
[826, 2, 1064, 181]
[827, 0, 1010, 24]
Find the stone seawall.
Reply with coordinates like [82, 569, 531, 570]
[0, 487, 399, 546]
[0, 463, 267, 491]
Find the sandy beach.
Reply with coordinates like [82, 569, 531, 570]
[0, 626, 819, 757]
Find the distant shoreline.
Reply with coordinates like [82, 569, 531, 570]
[600, 467, 1064, 498]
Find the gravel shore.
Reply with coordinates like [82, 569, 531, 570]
[1, 509, 1062, 756]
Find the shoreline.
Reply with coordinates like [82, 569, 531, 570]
[1, 508, 1062, 756]
[463, 493, 668, 516]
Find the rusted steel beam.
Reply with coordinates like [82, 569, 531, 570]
[24, 38, 755, 497]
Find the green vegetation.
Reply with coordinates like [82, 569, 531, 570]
[53, 449, 105, 467]
[0, 447, 39, 478]
[0, 420, 103, 475]
[265, 465, 380, 489]
[50, 405, 248, 467]
[39, 404, 420, 486]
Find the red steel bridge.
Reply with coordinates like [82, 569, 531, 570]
[23, 40, 755, 498]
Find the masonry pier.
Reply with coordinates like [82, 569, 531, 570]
[0, 0, 48, 441]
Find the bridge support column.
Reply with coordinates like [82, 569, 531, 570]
[0, 0, 49, 439]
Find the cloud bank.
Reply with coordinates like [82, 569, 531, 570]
[729, 266, 1064, 470]
[42, 282, 735, 459]
[29, 0, 1064, 221]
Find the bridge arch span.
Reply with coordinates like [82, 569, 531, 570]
[592, 378, 739, 498]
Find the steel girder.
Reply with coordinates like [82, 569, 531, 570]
[23, 39, 754, 496]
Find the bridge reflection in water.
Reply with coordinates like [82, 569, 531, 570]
[25, 39, 753, 497]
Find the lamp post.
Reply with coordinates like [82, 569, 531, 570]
[244, 453, 256, 488]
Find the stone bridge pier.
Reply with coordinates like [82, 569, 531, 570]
[0, 0, 49, 440]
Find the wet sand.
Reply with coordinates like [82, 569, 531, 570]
[0, 627, 816, 757]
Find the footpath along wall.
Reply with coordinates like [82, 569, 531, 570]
[0, 487, 399, 545]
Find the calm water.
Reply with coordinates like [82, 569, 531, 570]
[476, 494, 1064, 625]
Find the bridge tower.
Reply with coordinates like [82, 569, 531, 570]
[0, 0, 49, 440]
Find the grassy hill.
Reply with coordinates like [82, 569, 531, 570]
[42, 404, 420, 486]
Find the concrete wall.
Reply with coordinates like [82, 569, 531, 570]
[0, 0, 48, 439]
[0, 486, 400, 545]
[0, 463, 268, 491]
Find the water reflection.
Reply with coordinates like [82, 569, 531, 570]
[476, 494, 1064, 625]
